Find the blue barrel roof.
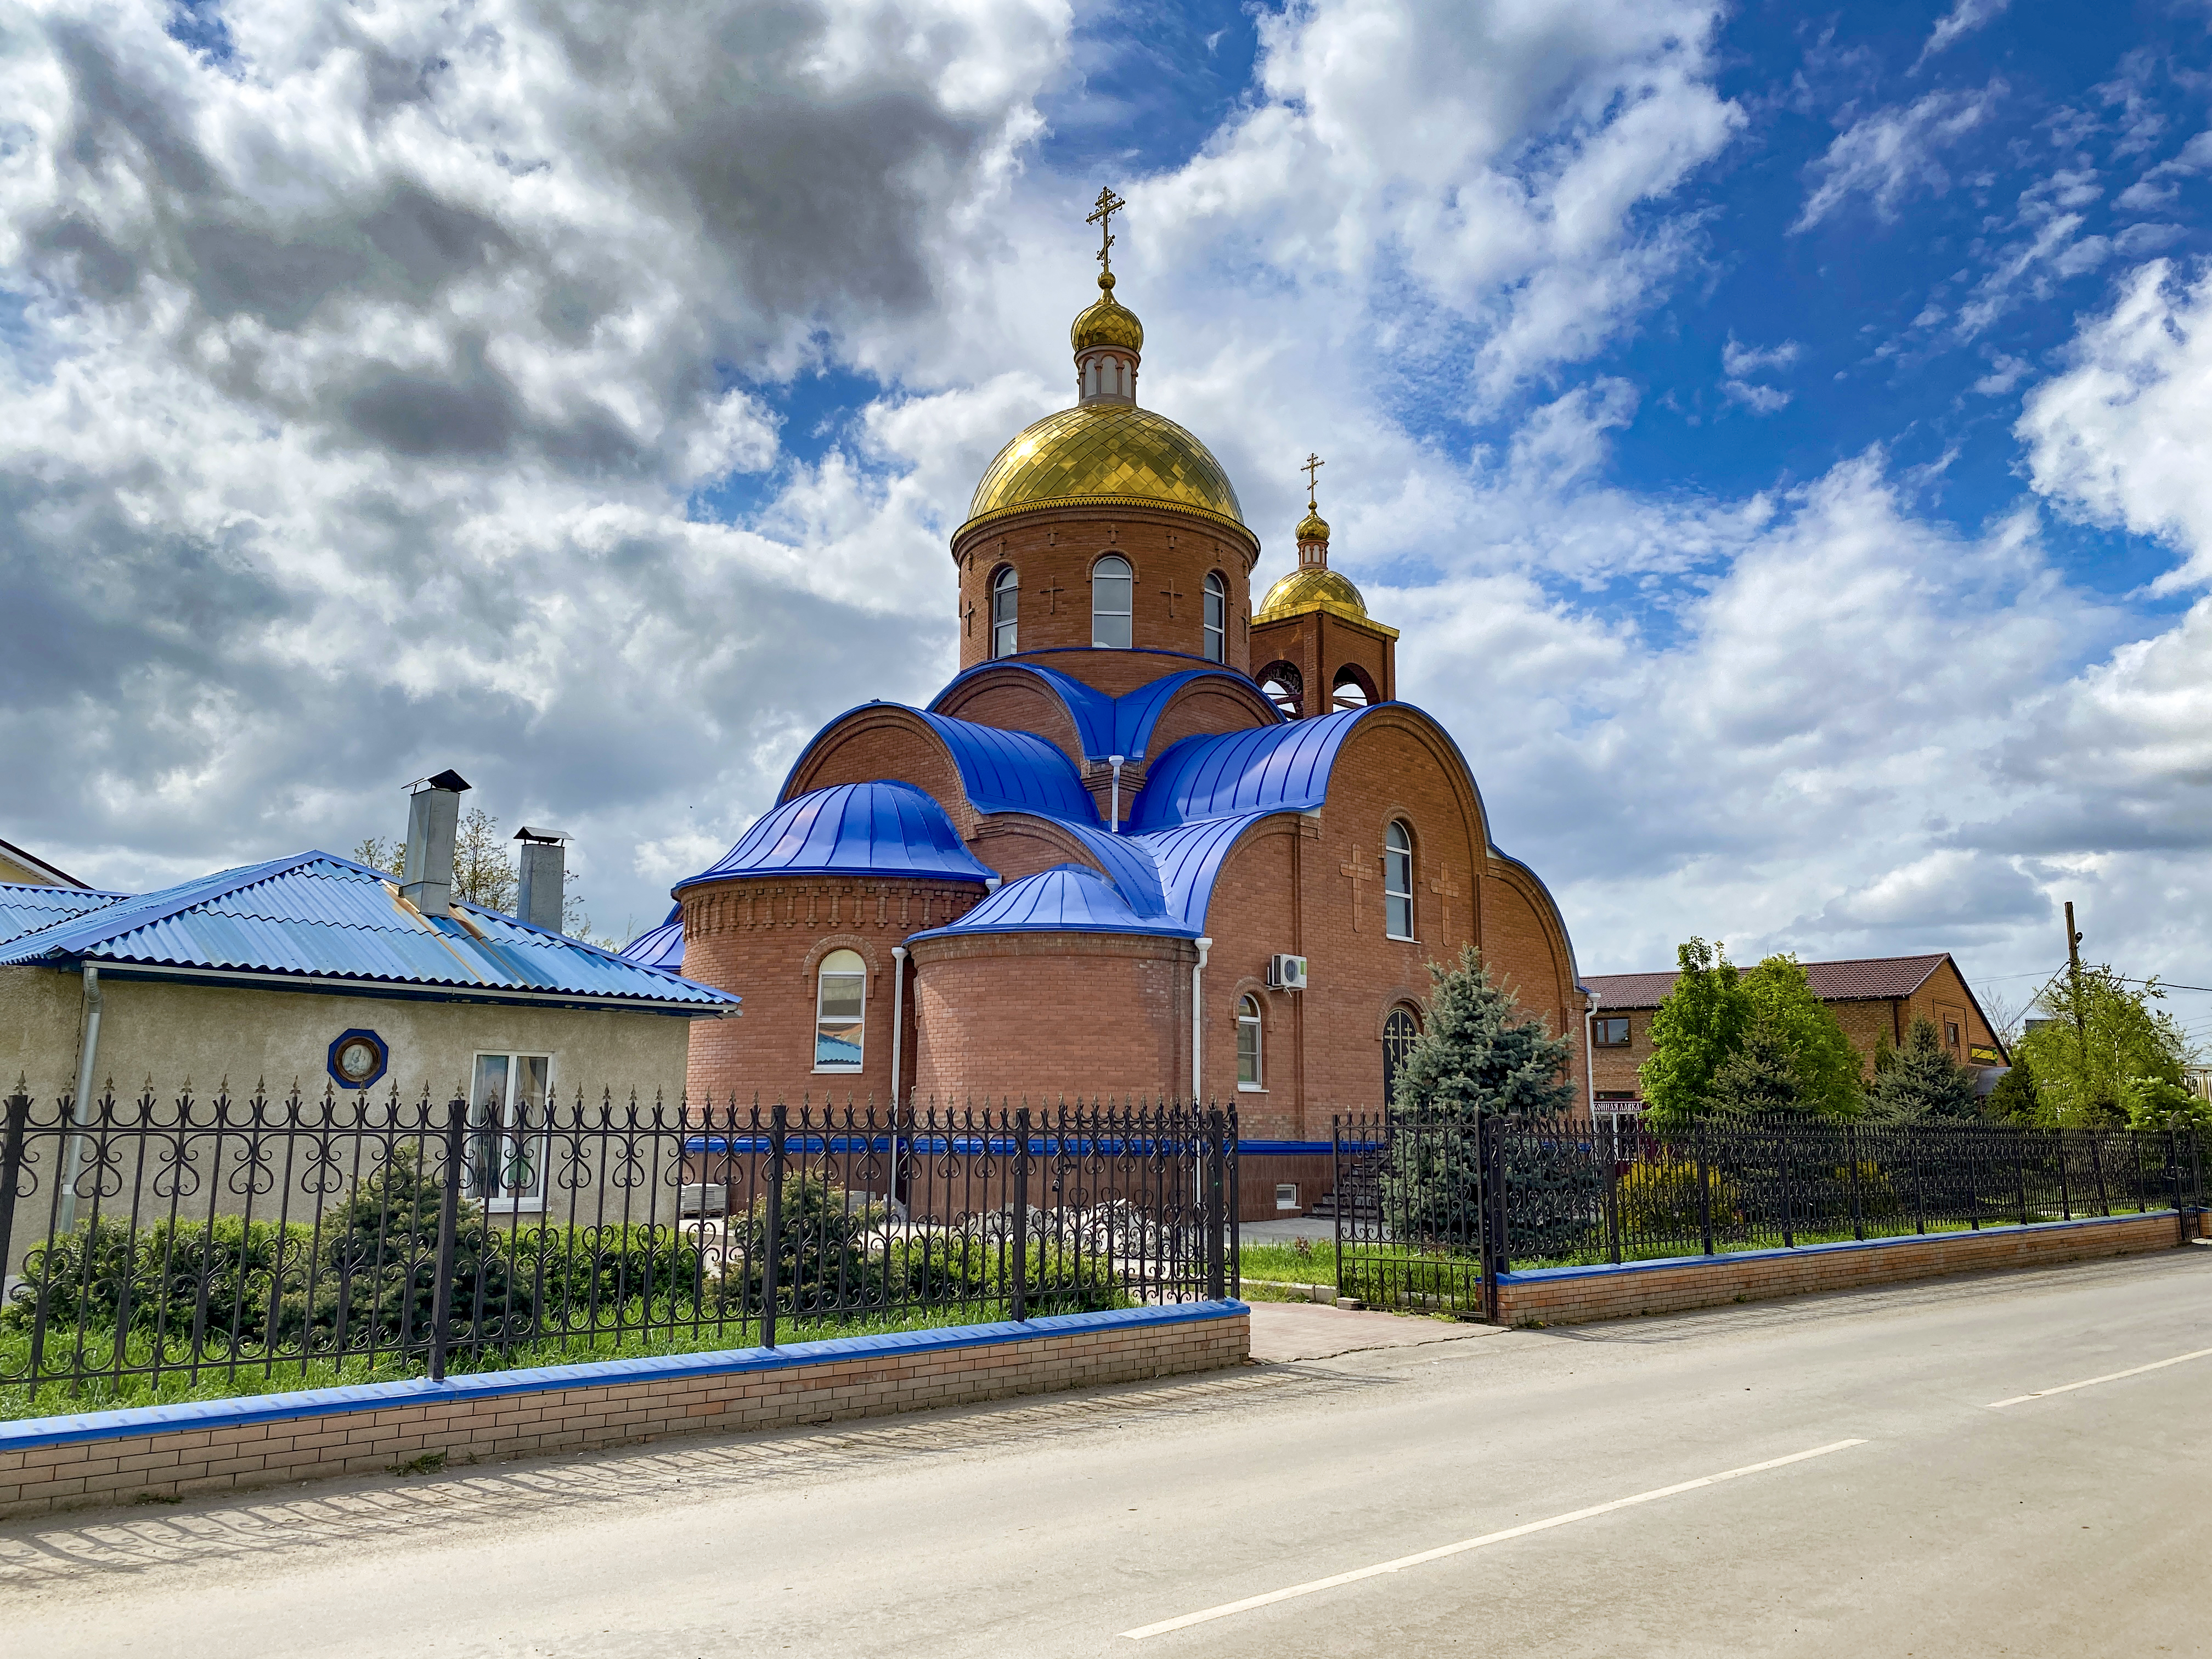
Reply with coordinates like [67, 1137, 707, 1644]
[618, 904, 686, 971]
[675, 781, 994, 891]
[1128, 706, 1374, 831]
[928, 663, 1279, 763]
[909, 864, 1199, 941]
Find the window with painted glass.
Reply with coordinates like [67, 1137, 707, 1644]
[815, 950, 866, 1071]
[1384, 821, 1414, 940]
[1237, 995, 1263, 1087]
[467, 1052, 551, 1207]
[1383, 1007, 1419, 1105]
[1092, 555, 1133, 648]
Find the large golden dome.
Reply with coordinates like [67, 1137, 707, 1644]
[962, 403, 1245, 534]
[1255, 566, 1399, 636]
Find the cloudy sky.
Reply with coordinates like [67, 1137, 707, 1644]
[7, 0, 2212, 1039]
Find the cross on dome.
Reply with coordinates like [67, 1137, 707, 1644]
[1087, 185, 1126, 274]
[1302, 452, 1325, 506]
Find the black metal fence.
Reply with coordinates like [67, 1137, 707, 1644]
[1332, 1113, 2206, 1318]
[0, 1085, 1238, 1410]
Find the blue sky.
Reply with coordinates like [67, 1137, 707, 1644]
[10, 0, 2212, 1046]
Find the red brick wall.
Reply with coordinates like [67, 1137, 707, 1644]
[1248, 606, 1397, 716]
[950, 504, 1261, 674]
[785, 709, 980, 833]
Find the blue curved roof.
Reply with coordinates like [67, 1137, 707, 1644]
[676, 781, 993, 890]
[912, 713, 1098, 822]
[1128, 706, 1374, 831]
[928, 662, 1279, 763]
[910, 865, 1199, 941]
[1132, 814, 1278, 932]
[619, 904, 686, 972]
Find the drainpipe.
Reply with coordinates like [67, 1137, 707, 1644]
[1192, 937, 1212, 1103]
[1108, 756, 1125, 832]
[889, 945, 907, 1214]
[1584, 988, 1601, 1120]
[57, 963, 103, 1235]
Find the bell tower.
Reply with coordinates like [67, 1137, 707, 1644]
[1249, 457, 1397, 718]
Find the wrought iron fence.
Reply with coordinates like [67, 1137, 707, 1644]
[1333, 1112, 2206, 1319]
[0, 1085, 1237, 1410]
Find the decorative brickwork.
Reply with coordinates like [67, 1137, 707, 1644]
[0, 1305, 1251, 1520]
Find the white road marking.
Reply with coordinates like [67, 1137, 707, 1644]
[1117, 1438, 1869, 1641]
[1987, 1345, 2212, 1408]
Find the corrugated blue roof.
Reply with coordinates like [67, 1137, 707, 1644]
[619, 904, 686, 972]
[674, 781, 993, 891]
[1128, 707, 1374, 831]
[0, 883, 131, 948]
[928, 663, 1279, 763]
[0, 854, 735, 1010]
[910, 864, 1199, 941]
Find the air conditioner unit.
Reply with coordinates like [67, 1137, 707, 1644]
[1267, 953, 1308, 991]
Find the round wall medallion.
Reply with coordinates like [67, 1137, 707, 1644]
[327, 1029, 389, 1090]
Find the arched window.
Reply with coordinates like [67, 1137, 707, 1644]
[815, 950, 866, 1071]
[991, 566, 1019, 659]
[1331, 665, 1373, 709]
[1383, 1007, 1419, 1108]
[1237, 995, 1263, 1087]
[1203, 572, 1227, 662]
[1384, 821, 1414, 940]
[1258, 662, 1302, 718]
[1092, 555, 1133, 648]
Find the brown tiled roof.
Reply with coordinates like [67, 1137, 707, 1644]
[1587, 953, 1948, 1009]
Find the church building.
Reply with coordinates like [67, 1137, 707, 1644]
[626, 198, 1589, 1215]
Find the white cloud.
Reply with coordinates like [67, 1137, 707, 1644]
[1794, 85, 2001, 231]
[1912, 0, 2010, 72]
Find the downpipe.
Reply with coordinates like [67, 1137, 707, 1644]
[57, 964, 102, 1235]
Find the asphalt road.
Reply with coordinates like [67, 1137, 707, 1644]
[4, 1251, 2209, 1657]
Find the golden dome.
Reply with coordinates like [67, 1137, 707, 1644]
[1255, 567, 1399, 637]
[962, 402, 1245, 533]
[1295, 506, 1330, 542]
[1071, 272, 1144, 353]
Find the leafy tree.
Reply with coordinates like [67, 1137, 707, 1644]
[453, 807, 518, 912]
[1865, 1018, 1980, 1122]
[1984, 1057, 2040, 1126]
[2123, 1075, 2212, 1134]
[1708, 1009, 1808, 1117]
[1740, 954, 1865, 1118]
[2012, 966, 2189, 1126]
[1639, 939, 1752, 1129]
[352, 836, 404, 877]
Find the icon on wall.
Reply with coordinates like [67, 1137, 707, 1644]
[328, 1028, 390, 1091]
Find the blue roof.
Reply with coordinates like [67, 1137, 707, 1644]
[0, 854, 736, 1010]
[674, 781, 993, 891]
[928, 662, 1279, 763]
[0, 883, 130, 948]
[619, 905, 686, 972]
[1128, 707, 1374, 831]
[914, 713, 1098, 822]
[910, 865, 1199, 941]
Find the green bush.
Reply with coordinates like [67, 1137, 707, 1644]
[1616, 1159, 1742, 1242]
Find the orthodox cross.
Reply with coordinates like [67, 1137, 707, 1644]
[1302, 452, 1325, 506]
[1426, 870, 1463, 936]
[1159, 577, 1184, 617]
[1339, 857, 1370, 933]
[1038, 577, 1067, 614]
[1087, 185, 1127, 274]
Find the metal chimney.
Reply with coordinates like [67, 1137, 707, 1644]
[399, 770, 470, 917]
[514, 826, 572, 933]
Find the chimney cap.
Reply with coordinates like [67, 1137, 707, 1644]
[514, 826, 574, 843]
[408, 769, 472, 794]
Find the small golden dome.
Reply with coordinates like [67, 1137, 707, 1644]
[1295, 506, 1330, 543]
[1071, 272, 1144, 354]
[962, 402, 1244, 532]
[1255, 567, 1399, 637]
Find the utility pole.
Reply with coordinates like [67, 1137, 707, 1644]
[2065, 901, 2090, 1106]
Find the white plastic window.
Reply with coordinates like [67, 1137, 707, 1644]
[468, 1052, 551, 1206]
[1237, 995, 1263, 1088]
[1203, 572, 1227, 662]
[815, 949, 866, 1071]
[991, 567, 1019, 658]
[1092, 555, 1133, 648]
[1384, 821, 1414, 940]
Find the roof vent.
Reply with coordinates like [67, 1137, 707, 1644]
[399, 771, 471, 917]
[514, 826, 572, 933]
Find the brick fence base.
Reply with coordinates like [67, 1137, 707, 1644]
[0, 1301, 1250, 1521]
[1497, 1211, 2198, 1327]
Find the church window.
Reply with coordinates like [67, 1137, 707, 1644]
[1331, 666, 1374, 709]
[1203, 572, 1227, 662]
[1383, 1007, 1419, 1106]
[991, 566, 1019, 658]
[1092, 555, 1133, 648]
[1384, 821, 1414, 940]
[815, 950, 866, 1072]
[1258, 662, 1302, 717]
[1237, 995, 1263, 1088]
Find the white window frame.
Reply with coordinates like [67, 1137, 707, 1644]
[991, 566, 1019, 659]
[1092, 555, 1133, 648]
[1384, 821, 1415, 941]
[467, 1051, 553, 1212]
[814, 950, 867, 1074]
[1236, 994, 1263, 1090]
[1203, 572, 1227, 662]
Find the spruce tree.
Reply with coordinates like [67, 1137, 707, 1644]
[1984, 1057, 2039, 1126]
[1389, 945, 1576, 1123]
[1708, 1009, 1809, 1118]
[1866, 1018, 1979, 1122]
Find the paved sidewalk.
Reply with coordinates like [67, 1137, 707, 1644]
[1246, 1299, 1500, 1362]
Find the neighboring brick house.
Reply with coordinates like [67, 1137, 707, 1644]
[629, 244, 1588, 1220]
[1583, 953, 2010, 1116]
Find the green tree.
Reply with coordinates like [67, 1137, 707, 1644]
[352, 835, 404, 877]
[2122, 1075, 2212, 1134]
[1984, 1057, 2040, 1126]
[1708, 1009, 1807, 1117]
[453, 807, 517, 912]
[1389, 946, 1576, 1123]
[1639, 939, 1752, 1129]
[1865, 1018, 1980, 1122]
[2011, 967, 2188, 1126]
[1740, 954, 1865, 1118]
